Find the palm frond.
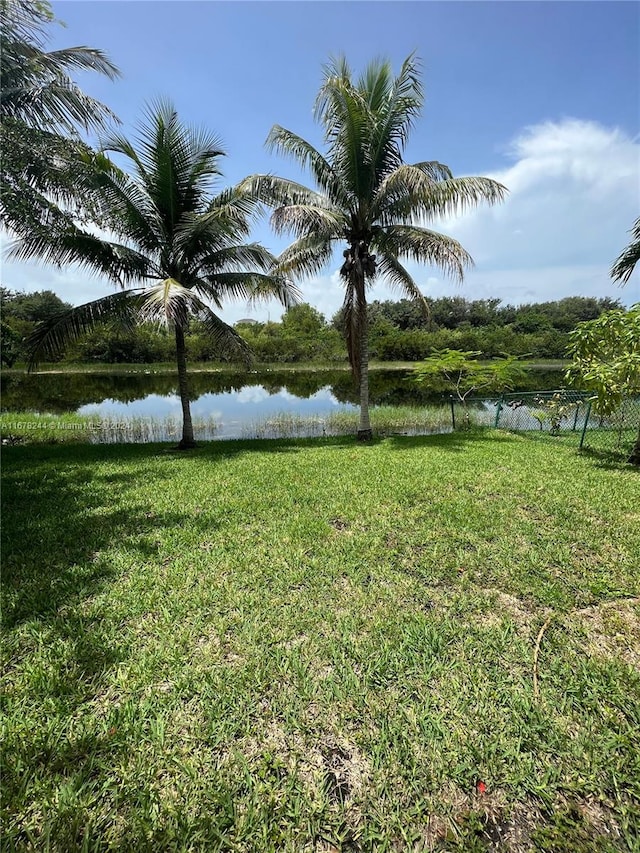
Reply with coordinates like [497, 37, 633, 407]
[366, 54, 424, 182]
[1, 80, 119, 131]
[195, 272, 300, 311]
[8, 224, 153, 286]
[138, 278, 194, 328]
[374, 254, 428, 308]
[139, 279, 253, 363]
[374, 225, 474, 282]
[239, 174, 327, 209]
[275, 234, 334, 279]
[266, 126, 350, 207]
[0, 176, 73, 239]
[130, 99, 226, 231]
[314, 55, 354, 124]
[99, 130, 150, 181]
[195, 304, 253, 365]
[173, 187, 263, 261]
[1, 120, 89, 197]
[1, 1, 120, 134]
[415, 176, 508, 221]
[271, 204, 345, 239]
[611, 217, 640, 284]
[81, 151, 166, 252]
[0, 120, 101, 233]
[359, 57, 393, 113]
[206, 183, 263, 225]
[193, 242, 277, 275]
[41, 46, 120, 79]
[314, 59, 369, 201]
[372, 161, 453, 221]
[26, 289, 143, 368]
[0, 0, 121, 242]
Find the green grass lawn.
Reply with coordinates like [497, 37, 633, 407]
[2, 432, 639, 851]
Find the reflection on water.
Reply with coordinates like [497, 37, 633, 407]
[78, 385, 350, 439]
[1, 367, 569, 440]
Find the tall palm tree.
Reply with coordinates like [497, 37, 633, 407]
[243, 55, 507, 439]
[611, 217, 640, 285]
[10, 102, 297, 448]
[1, 0, 121, 239]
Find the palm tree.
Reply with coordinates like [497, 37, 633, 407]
[243, 55, 507, 439]
[1, 0, 121, 239]
[10, 102, 297, 448]
[611, 217, 640, 285]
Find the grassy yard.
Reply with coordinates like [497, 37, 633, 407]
[2, 432, 639, 851]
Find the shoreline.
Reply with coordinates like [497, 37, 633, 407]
[3, 359, 570, 376]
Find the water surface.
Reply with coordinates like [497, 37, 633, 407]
[1, 367, 568, 440]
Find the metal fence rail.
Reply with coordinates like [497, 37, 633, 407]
[451, 390, 640, 462]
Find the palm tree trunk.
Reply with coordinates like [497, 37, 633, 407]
[357, 307, 372, 440]
[175, 324, 196, 449]
[355, 253, 372, 441]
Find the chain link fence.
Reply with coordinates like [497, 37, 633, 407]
[451, 390, 640, 462]
[451, 390, 590, 434]
[578, 397, 640, 461]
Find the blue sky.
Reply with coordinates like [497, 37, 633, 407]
[5, 1, 639, 321]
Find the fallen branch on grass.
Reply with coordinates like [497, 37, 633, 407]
[533, 614, 555, 699]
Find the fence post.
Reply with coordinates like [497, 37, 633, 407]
[572, 401, 580, 431]
[494, 394, 505, 429]
[579, 400, 592, 450]
[450, 396, 456, 431]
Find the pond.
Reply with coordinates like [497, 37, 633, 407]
[1, 367, 568, 441]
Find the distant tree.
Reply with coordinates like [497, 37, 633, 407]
[244, 54, 506, 439]
[429, 296, 472, 330]
[611, 218, 640, 285]
[1, 320, 22, 367]
[512, 310, 552, 334]
[281, 303, 327, 336]
[235, 303, 344, 364]
[0, 287, 74, 364]
[536, 296, 621, 332]
[464, 298, 501, 327]
[370, 298, 428, 331]
[1, 288, 72, 322]
[566, 304, 640, 464]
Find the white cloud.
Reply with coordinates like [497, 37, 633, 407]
[3, 119, 638, 321]
[422, 119, 640, 304]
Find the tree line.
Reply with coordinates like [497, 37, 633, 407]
[0, 289, 622, 367]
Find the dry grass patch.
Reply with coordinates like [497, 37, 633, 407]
[571, 597, 640, 669]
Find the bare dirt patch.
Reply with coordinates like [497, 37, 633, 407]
[572, 597, 640, 669]
[239, 722, 372, 812]
[413, 792, 621, 852]
[320, 737, 371, 806]
[478, 588, 539, 631]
